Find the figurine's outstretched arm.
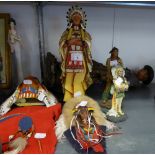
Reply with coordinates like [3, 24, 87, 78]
[0, 90, 18, 116]
[37, 87, 57, 107]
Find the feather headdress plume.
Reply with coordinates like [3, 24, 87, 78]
[66, 5, 87, 28]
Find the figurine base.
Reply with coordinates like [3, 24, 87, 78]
[106, 113, 128, 123]
[101, 107, 128, 123]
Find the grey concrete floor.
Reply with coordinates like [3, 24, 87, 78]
[55, 83, 155, 154]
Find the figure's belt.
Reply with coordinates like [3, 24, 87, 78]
[66, 69, 84, 73]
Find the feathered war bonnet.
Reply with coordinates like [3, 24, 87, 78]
[66, 5, 87, 29]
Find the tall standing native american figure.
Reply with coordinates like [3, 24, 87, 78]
[59, 6, 93, 102]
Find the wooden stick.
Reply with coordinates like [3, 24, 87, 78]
[38, 140, 42, 153]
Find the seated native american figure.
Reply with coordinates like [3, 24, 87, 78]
[55, 95, 120, 154]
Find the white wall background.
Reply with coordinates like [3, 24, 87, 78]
[0, 4, 41, 81]
[1, 3, 155, 82]
[114, 7, 155, 70]
[43, 4, 155, 82]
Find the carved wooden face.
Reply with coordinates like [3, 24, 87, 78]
[111, 50, 118, 59]
[10, 21, 15, 29]
[137, 69, 148, 81]
[117, 68, 124, 77]
[79, 107, 89, 120]
[75, 107, 89, 125]
[71, 12, 82, 26]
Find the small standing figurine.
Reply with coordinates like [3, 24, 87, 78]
[8, 18, 23, 84]
[101, 47, 124, 106]
[59, 5, 93, 102]
[107, 66, 129, 117]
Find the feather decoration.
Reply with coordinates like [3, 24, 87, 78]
[55, 114, 67, 142]
[66, 5, 87, 28]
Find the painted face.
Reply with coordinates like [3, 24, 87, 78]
[117, 68, 124, 77]
[111, 50, 118, 59]
[137, 69, 148, 81]
[10, 21, 15, 29]
[79, 107, 89, 120]
[71, 12, 82, 26]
